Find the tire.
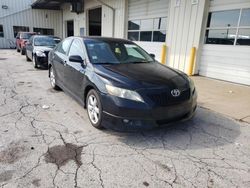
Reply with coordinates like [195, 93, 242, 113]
[17, 46, 20, 52]
[33, 55, 38, 68]
[26, 53, 31, 62]
[86, 89, 103, 129]
[21, 48, 25, 55]
[49, 66, 60, 90]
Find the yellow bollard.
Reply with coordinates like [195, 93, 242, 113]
[187, 47, 196, 76]
[161, 44, 167, 64]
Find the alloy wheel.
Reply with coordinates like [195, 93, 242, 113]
[50, 67, 56, 88]
[87, 94, 100, 124]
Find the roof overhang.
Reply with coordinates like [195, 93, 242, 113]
[31, 0, 84, 12]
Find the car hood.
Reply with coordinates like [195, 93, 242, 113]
[33, 46, 54, 52]
[93, 62, 189, 90]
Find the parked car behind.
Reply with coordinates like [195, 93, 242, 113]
[16, 32, 36, 55]
[48, 37, 197, 131]
[26, 35, 61, 69]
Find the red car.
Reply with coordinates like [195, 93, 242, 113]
[16, 32, 36, 55]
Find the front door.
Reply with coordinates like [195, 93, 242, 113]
[64, 39, 86, 99]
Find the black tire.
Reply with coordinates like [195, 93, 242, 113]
[49, 66, 60, 90]
[86, 89, 103, 129]
[26, 53, 31, 62]
[21, 48, 25, 55]
[33, 55, 38, 68]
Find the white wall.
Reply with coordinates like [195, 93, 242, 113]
[0, 0, 34, 17]
[166, 0, 209, 74]
[61, 0, 127, 39]
[0, 0, 62, 48]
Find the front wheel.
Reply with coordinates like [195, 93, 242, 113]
[26, 53, 31, 62]
[49, 66, 60, 90]
[32, 55, 38, 68]
[86, 89, 103, 129]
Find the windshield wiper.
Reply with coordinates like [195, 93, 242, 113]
[94, 62, 117, 65]
[130, 61, 152, 64]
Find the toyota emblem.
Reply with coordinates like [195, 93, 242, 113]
[171, 89, 181, 97]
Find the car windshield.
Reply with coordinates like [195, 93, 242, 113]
[34, 37, 58, 46]
[22, 33, 34, 39]
[84, 39, 154, 64]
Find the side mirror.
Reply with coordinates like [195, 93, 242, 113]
[25, 41, 30, 46]
[149, 53, 155, 59]
[69, 55, 84, 64]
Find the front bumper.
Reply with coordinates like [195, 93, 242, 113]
[100, 91, 197, 131]
[36, 56, 48, 68]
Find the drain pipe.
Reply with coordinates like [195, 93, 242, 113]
[95, 0, 115, 37]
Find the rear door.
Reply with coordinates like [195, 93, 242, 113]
[52, 38, 73, 87]
[64, 39, 87, 99]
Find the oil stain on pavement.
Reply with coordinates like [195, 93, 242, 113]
[44, 143, 83, 168]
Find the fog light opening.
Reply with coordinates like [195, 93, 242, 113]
[123, 119, 130, 123]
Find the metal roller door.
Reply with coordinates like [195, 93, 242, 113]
[127, 0, 169, 61]
[199, 0, 250, 85]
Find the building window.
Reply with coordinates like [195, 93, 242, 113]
[128, 17, 167, 42]
[0, 25, 3, 37]
[205, 8, 250, 46]
[13, 26, 29, 38]
[33, 28, 54, 35]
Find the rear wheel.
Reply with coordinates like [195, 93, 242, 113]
[49, 66, 60, 90]
[16, 45, 20, 52]
[86, 89, 103, 129]
[21, 48, 25, 55]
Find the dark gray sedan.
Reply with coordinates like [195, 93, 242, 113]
[26, 35, 61, 69]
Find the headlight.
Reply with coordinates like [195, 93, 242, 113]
[36, 51, 46, 57]
[106, 85, 144, 103]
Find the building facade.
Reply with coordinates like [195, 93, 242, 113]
[0, 0, 249, 85]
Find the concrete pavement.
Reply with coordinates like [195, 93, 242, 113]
[0, 49, 250, 188]
[193, 76, 250, 124]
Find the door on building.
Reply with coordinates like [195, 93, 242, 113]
[88, 7, 102, 36]
[199, 4, 250, 86]
[66, 20, 74, 37]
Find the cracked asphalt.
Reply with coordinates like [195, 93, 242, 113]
[0, 49, 250, 188]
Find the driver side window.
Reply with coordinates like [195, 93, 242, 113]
[56, 38, 72, 55]
[68, 39, 85, 60]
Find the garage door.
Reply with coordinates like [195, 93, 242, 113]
[127, 0, 169, 61]
[199, 1, 250, 85]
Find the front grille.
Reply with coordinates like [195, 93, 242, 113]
[147, 89, 190, 106]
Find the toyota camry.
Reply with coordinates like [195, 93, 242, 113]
[48, 37, 197, 131]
